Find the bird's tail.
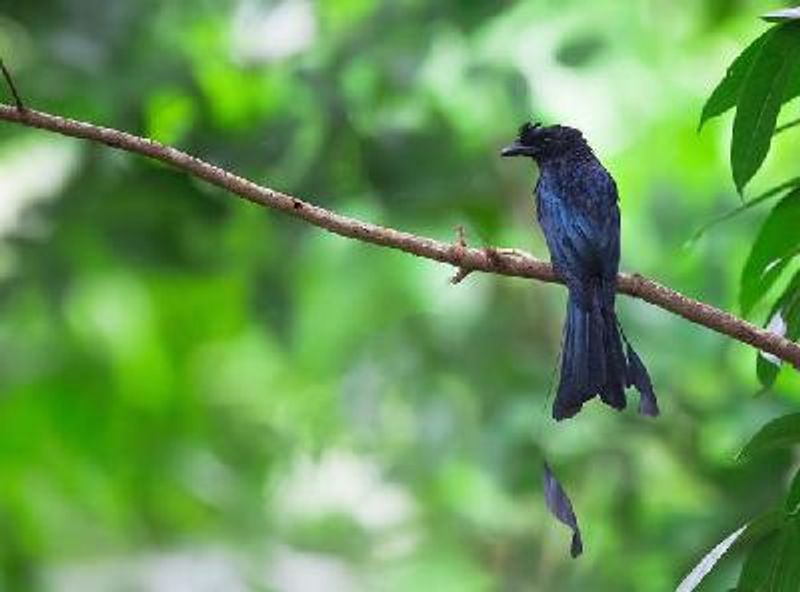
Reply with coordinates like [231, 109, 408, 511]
[553, 285, 658, 420]
[616, 320, 659, 417]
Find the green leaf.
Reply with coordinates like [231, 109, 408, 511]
[740, 189, 800, 316]
[737, 531, 783, 590]
[734, 510, 785, 551]
[677, 511, 789, 591]
[699, 30, 771, 130]
[763, 8, 800, 23]
[756, 271, 800, 388]
[699, 25, 800, 132]
[786, 66, 800, 104]
[677, 525, 747, 592]
[773, 522, 800, 590]
[732, 23, 800, 193]
[738, 413, 800, 462]
[756, 309, 787, 388]
[788, 471, 800, 515]
[757, 351, 782, 389]
[737, 523, 800, 591]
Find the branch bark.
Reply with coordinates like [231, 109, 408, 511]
[1, 103, 798, 369]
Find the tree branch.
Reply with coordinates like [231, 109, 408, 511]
[0, 103, 798, 369]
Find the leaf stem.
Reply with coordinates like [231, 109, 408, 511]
[775, 116, 800, 135]
[688, 177, 800, 244]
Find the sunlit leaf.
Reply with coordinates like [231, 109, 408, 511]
[738, 413, 800, 461]
[731, 23, 800, 193]
[740, 189, 800, 316]
[542, 462, 583, 558]
[763, 8, 800, 23]
[679, 509, 784, 591]
[758, 311, 787, 380]
[677, 525, 747, 592]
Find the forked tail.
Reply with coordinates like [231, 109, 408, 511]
[553, 287, 658, 421]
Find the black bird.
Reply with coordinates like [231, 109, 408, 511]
[502, 122, 658, 420]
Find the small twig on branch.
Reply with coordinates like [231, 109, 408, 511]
[450, 225, 472, 284]
[0, 60, 26, 112]
[450, 267, 472, 285]
[0, 102, 798, 369]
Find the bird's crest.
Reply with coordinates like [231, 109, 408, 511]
[518, 121, 542, 145]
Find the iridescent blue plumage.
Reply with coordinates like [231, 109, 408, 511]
[502, 123, 658, 420]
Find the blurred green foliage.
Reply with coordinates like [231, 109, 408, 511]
[0, 1, 799, 591]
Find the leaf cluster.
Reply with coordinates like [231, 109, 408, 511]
[687, 11, 800, 590]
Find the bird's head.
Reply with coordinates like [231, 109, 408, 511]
[501, 122, 587, 162]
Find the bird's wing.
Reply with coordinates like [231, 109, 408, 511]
[577, 171, 620, 279]
[536, 169, 620, 290]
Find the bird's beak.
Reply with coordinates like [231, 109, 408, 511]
[500, 140, 533, 157]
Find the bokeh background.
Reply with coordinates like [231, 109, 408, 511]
[0, 1, 799, 590]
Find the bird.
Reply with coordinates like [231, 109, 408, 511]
[501, 122, 658, 421]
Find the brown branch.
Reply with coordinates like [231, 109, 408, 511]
[0, 103, 798, 369]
